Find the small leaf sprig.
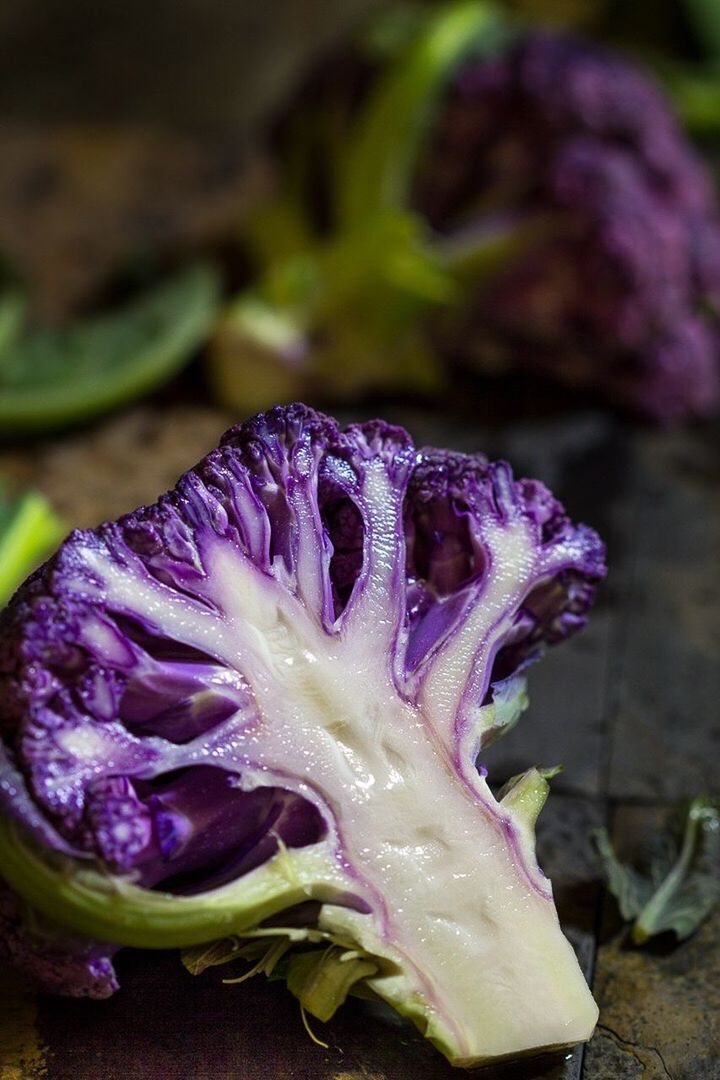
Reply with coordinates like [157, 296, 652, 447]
[593, 798, 720, 945]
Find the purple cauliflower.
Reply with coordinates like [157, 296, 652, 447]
[416, 31, 720, 422]
[0, 404, 605, 1066]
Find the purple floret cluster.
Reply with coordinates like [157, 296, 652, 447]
[0, 404, 605, 997]
[417, 32, 720, 421]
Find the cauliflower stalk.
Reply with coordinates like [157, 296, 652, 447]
[0, 404, 604, 1067]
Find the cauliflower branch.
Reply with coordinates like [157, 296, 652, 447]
[0, 404, 605, 1066]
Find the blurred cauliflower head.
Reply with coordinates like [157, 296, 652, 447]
[417, 31, 720, 421]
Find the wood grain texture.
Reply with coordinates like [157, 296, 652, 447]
[0, 970, 46, 1079]
[604, 428, 720, 801]
[35, 950, 585, 1080]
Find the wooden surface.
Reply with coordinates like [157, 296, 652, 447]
[0, 395, 718, 1080]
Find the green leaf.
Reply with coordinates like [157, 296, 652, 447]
[182, 927, 383, 1025]
[221, 937, 296, 986]
[0, 263, 220, 435]
[633, 799, 720, 944]
[0, 486, 65, 606]
[182, 923, 332, 980]
[593, 799, 720, 943]
[592, 827, 654, 922]
[181, 937, 244, 975]
[338, 1, 513, 225]
[286, 946, 379, 1022]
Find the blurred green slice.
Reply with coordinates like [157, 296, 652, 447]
[0, 487, 65, 606]
[0, 262, 220, 435]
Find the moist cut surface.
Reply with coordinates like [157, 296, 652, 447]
[0, 404, 605, 1066]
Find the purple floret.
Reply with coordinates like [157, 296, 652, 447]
[404, 449, 604, 679]
[0, 404, 605, 997]
[82, 767, 324, 890]
[417, 31, 720, 421]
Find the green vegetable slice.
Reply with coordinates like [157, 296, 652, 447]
[0, 486, 65, 605]
[0, 263, 220, 434]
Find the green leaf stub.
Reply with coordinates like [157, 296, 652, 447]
[593, 798, 720, 945]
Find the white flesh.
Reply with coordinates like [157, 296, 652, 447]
[78, 512, 598, 1067]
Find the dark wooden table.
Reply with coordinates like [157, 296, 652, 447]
[1, 394, 718, 1080]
